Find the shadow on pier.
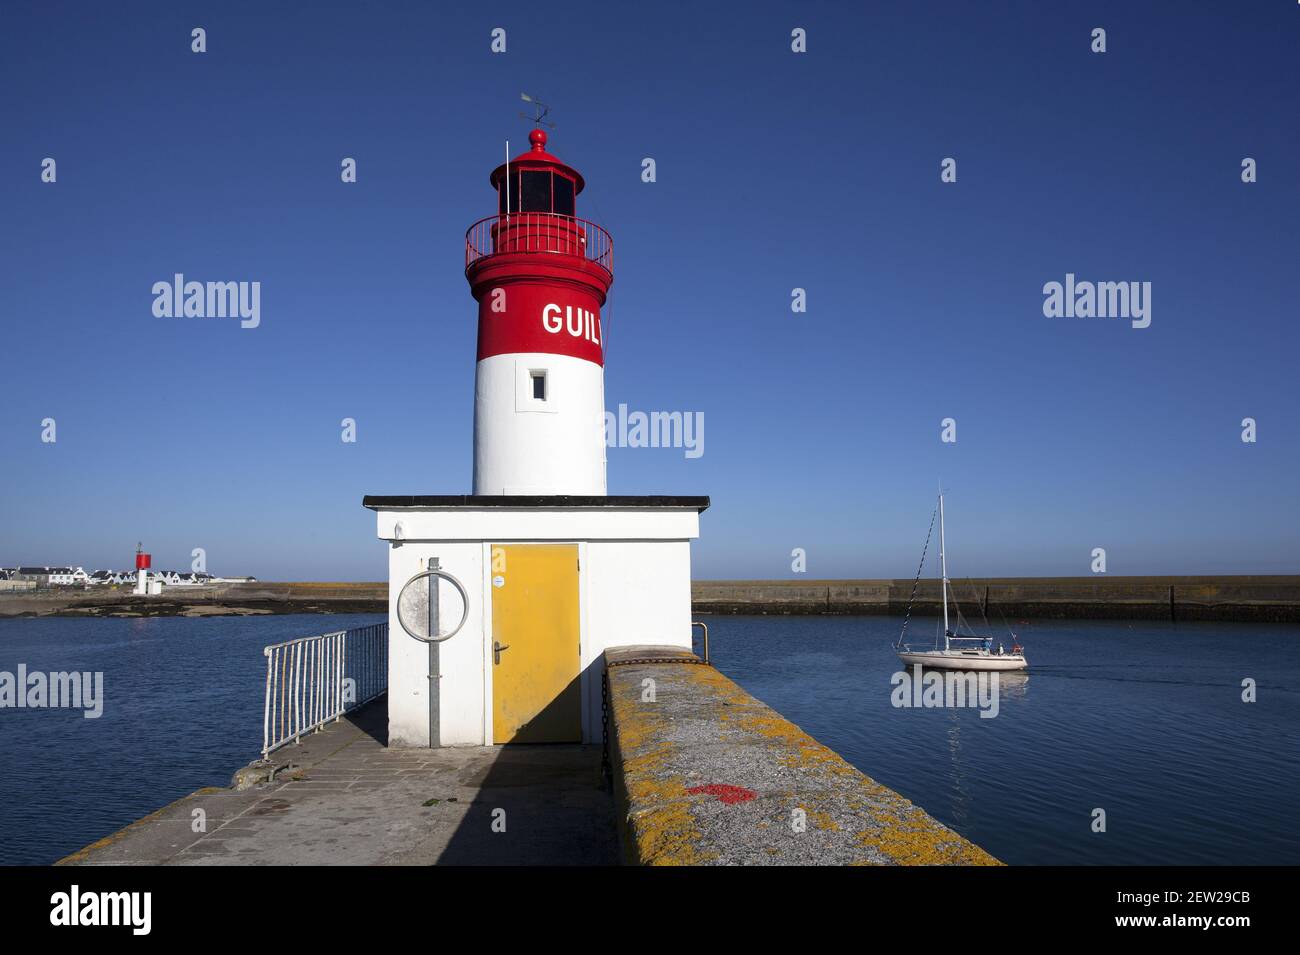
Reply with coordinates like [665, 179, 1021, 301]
[60, 697, 618, 866]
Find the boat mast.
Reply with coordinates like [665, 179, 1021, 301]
[939, 488, 950, 651]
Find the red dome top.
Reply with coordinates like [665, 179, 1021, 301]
[489, 129, 585, 194]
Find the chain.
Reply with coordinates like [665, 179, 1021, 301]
[600, 656, 706, 789]
[606, 657, 708, 668]
[600, 669, 610, 786]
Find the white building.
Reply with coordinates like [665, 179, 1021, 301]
[47, 567, 89, 586]
[367, 497, 706, 747]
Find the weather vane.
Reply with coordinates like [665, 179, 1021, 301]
[519, 92, 555, 130]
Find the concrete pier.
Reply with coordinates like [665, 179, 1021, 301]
[603, 646, 999, 865]
[59, 700, 616, 866]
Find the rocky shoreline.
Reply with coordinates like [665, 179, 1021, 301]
[0, 583, 388, 619]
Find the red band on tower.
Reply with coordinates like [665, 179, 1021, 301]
[476, 284, 604, 365]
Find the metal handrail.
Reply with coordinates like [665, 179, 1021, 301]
[465, 212, 613, 275]
[692, 621, 710, 664]
[261, 622, 388, 759]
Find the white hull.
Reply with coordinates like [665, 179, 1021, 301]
[896, 649, 1028, 672]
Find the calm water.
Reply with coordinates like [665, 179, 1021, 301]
[707, 615, 1300, 865]
[0, 614, 384, 865]
[1, 613, 1297, 865]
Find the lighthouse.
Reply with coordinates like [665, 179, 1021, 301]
[365, 128, 707, 749]
[466, 128, 612, 495]
[133, 543, 152, 596]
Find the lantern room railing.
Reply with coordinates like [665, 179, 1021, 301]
[465, 213, 613, 276]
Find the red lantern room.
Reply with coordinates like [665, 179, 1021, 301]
[491, 128, 584, 218]
[466, 128, 612, 287]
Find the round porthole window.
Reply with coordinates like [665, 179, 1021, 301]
[395, 568, 469, 643]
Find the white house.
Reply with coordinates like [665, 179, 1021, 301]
[47, 567, 89, 586]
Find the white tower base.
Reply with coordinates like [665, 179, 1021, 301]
[473, 353, 606, 495]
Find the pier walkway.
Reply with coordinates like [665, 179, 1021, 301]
[59, 700, 617, 866]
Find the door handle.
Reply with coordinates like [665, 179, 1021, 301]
[493, 641, 511, 665]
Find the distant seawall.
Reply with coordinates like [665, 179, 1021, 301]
[692, 576, 1300, 624]
[3, 577, 1298, 623]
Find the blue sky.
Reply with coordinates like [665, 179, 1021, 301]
[1, 1, 1296, 581]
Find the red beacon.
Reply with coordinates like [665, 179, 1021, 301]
[134, 542, 152, 595]
[464, 129, 614, 496]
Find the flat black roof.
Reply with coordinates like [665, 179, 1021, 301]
[363, 494, 709, 512]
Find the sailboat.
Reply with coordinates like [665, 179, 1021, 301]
[895, 490, 1028, 672]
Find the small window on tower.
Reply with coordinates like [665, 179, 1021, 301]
[531, 371, 547, 401]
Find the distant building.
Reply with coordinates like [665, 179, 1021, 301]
[46, 567, 89, 586]
[1, 564, 232, 587]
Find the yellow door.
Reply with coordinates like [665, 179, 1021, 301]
[490, 544, 581, 743]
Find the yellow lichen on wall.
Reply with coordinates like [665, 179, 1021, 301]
[857, 817, 1001, 866]
[609, 664, 712, 865]
[605, 654, 1001, 866]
